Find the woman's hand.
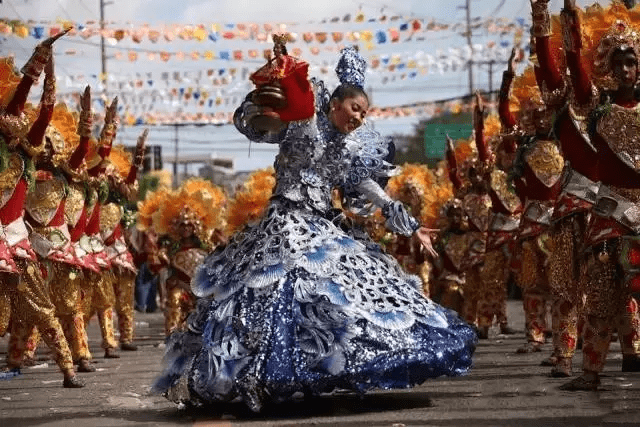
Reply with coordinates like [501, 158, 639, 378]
[508, 47, 518, 74]
[414, 226, 439, 259]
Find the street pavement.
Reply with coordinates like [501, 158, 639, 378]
[1, 300, 640, 427]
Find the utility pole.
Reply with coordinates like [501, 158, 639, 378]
[100, 0, 112, 98]
[464, 0, 474, 96]
[173, 123, 179, 188]
[487, 60, 494, 102]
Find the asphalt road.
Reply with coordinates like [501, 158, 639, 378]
[1, 300, 640, 427]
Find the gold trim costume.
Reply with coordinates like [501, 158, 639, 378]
[0, 32, 84, 387]
[140, 178, 227, 335]
[556, 1, 640, 390]
[80, 99, 121, 358]
[100, 132, 147, 349]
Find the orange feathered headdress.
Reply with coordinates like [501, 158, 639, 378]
[47, 103, 80, 167]
[177, 178, 228, 233]
[225, 167, 276, 236]
[108, 145, 132, 180]
[387, 163, 453, 229]
[136, 188, 170, 231]
[0, 57, 20, 108]
[151, 178, 227, 245]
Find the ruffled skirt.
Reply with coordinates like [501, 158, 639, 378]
[154, 200, 476, 412]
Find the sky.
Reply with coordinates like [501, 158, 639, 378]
[0, 0, 607, 172]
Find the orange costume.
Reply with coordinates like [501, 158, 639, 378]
[140, 179, 227, 335]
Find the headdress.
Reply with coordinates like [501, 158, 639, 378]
[593, 20, 640, 86]
[386, 163, 452, 228]
[151, 178, 227, 246]
[0, 58, 20, 107]
[137, 188, 170, 231]
[335, 46, 367, 89]
[549, 3, 640, 88]
[44, 103, 81, 168]
[509, 66, 554, 135]
[108, 145, 132, 180]
[225, 167, 275, 236]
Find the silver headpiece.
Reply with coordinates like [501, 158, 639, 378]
[335, 46, 367, 89]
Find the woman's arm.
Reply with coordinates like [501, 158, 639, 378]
[531, 0, 565, 93]
[355, 177, 437, 257]
[474, 92, 492, 165]
[561, 0, 594, 105]
[68, 86, 91, 170]
[25, 56, 55, 151]
[498, 48, 518, 130]
[445, 136, 463, 191]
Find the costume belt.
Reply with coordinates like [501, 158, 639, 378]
[490, 212, 520, 232]
[78, 234, 105, 254]
[522, 200, 554, 226]
[561, 168, 599, 204]
[592, 185, 640, 234]
[29, 223, 72, 260]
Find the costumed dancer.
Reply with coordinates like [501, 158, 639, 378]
[451, 112, 492, 331]
[18, 85, 99, 373]
[154, 40, 475, 412]
[474, 91, 522, 339]
[101, 131, 148, 351]
[499, 38, 565, 354]
[0, 33, 83, 387]
[384, 164, 437, 296]
[54, 87, 100, 371]
[151, 179, 226, 336]
[526, 0, 584, 376]
[559, 0, 640, 390]
[431, 195, 469, 314]
[81, 98, 121, 359]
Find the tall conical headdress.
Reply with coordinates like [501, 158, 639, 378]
[335, 46, 367, 88]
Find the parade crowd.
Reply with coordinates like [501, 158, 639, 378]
[2, 0, 640, 411]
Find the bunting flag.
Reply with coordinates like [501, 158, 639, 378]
[59, 96, 496, 128]
[0, 13, 528, 45]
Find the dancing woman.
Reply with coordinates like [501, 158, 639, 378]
[559, 0, 640, 390]
[154, 44, 476, 412]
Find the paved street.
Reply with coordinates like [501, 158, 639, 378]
[1, 300, 640, 427]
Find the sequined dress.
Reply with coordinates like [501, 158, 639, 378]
[154, 81, 476, 412]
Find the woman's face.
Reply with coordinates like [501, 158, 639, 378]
[329, 94, 369, 134]
[179, 223, 195, 239]
[612, 48, 638, 89]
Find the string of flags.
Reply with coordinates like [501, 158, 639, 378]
[0, 14, 527, 45]
[69, 97, 498, 128]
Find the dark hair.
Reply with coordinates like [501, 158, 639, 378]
[329, 84, 369, 103]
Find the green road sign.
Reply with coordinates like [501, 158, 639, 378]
[423, 122, 473, 158]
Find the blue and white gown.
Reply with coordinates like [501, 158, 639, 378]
[154, 80, 476, 412]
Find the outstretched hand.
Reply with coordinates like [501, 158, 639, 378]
[80, 86, 91, 112]
[42, 27, 71, 47]
[473, 91, 485, 125]
[508, 47, 518, 74]
[414, 227, 439, 259]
